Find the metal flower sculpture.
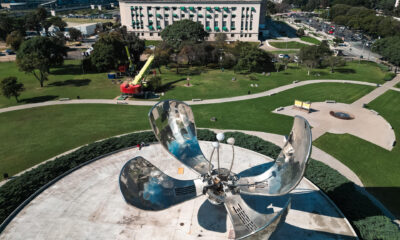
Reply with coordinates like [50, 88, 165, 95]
[119, 100, 312, 239]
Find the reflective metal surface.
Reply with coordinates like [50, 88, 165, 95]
[224, 189, 291, 240]
[237, 116, 312, 196]
[119, 156, 202, 211]
[148, 100, 211, 175]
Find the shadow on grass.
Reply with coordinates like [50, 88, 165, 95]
[158, 78, 186, 92]
[51, 64, 83, 75]
[335, 68, 356, 74]
[366, 187, 400, 219]
[48, 79, 91, 87]
[20, 95, 58, 103]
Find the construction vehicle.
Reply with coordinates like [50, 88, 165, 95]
[120, 54, 155, 95]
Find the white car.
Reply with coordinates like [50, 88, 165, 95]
[278, 54, 285, 58]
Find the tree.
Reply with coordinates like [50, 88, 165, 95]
[146, 75, 162, 91]
[24, 8, 48, 34]
[0, 77, 24, 102]
[0, 14, 25, 41]
[89, 30, 145, 72]
[69, 28, 82, 41]
[161, 20, 208, 50]
[299, 46, 319, 75]
[296, 28, 305, 37]
[372, 36, 400, 68]
[16, 36, 67, 87]
[234, 46, 274, 73]
[6, 31, 24, 51]
[153, 41, 173, 74]
[49, 16, 67, 32]
[324, 56, 345, 73]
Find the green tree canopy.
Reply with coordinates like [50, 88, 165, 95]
[16, 36, 67, 87]
[372, 36, 400, 66]
[6, 30, 24, 51]
[161, 20, 208, 50]
[0, 77, 24, 102]
[89, 30, 145, 72]
[68, 28, 82, 41]
[234, 46, 274, 73]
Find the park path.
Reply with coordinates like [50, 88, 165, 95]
[310, 74, 400, 142]
[0, 79, 380, 114]
[352, 74, 400, 107]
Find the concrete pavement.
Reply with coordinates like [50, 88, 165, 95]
[0, 143, 357, 240]
[352, 74, 400, 107]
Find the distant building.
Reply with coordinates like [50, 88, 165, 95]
[396, 0, 399, 8]
[70, 23, 98, 35]
[119, 0, 267, 42]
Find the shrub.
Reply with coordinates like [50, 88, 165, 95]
[383, 73, 396, 81]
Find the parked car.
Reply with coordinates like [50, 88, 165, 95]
[5, 49, 15, 55]
[278, 54, 285, 59]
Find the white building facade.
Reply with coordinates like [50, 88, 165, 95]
[119, 0, 266, 42]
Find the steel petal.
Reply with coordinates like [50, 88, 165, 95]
[237, 116, 312, 196]
[224, 190, 291, 239]
[119, 156, 204, 211]
[148, 100, 211, 175]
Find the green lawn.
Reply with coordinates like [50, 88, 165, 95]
[0, 83, 374, 179]
[269, 41, 309, 49]
[145, 40, 161, 46]
[395, 82, 400, 88]
[300, 36, 321, 45]
[158, 61, 385, 101]
[313, 90, 400, 218]
[0, 104, 151, 179]
[0, 60, 120, 108]
[63, 18, 114, 24]
[0, 60, 387, 107]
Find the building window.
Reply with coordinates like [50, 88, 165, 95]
[231, 34, 234, 37]
[206, 21, 210, 27]
[250, 22, 253, 30]
[181, 14, 185, 18]
[245, 34, 247, 37]
[150, 33, 153, 36]
[240, 34, 243, 37]
[165, 20, 169, 26]
[142, 33, 144, 36]
[215, 14, 219, 18]
[222, 21, 226, 27]
[215, 21, 218, 27]
[158, 33, 161, 36]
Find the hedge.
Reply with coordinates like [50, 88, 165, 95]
[383, 72, 396, 81]
[0, 130, 399, 239]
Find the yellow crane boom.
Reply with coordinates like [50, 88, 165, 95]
[131, 55, 155, 85]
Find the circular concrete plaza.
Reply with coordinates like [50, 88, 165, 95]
[0, 142, 357, 240]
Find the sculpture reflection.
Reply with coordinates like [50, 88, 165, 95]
[120, 100, 312, 239]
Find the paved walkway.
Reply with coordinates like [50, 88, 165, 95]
[0, 79, 379, 114]
[274, 102, 396, 150]
[352, 74, 400, 107]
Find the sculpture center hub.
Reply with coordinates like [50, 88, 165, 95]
[205, 168, 236, 205]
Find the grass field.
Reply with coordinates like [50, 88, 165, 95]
[0, 60, 120, 108]
[158, 61, 386, 101]
[0, 83, 374, 179]
[313, 90, 400, 218]
[300, 36, 321, 45]
[395, 82, 400, 88]
[269, 41, 309, 49]
[0, 60, 387, 107]
[63, 18, 114, 24]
